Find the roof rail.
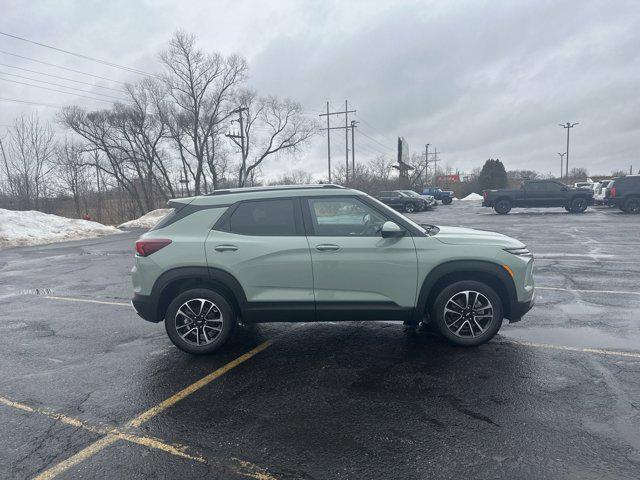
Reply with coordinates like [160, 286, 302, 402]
[206, 184, 346, 196]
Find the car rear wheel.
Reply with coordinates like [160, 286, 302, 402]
[623, 197, 640, 214]
[442, 197, 452, 205]
[431, 281, 503, 347]
[165, 288, 235, 355]
[494, 199, 511, 214]
[404, 202, 416, 213]
[569, 197, 588, 213]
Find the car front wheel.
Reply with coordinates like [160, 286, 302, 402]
[442, 197, 453, 205]
[165, 288, 235, 355]
[404, 202, 416, 213]
[431, 281, 503, 346]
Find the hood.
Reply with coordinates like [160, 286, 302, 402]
[434, 226, 524, 248]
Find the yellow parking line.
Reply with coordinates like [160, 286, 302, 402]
[537, 286, 640, 296]
[505, 340, 640, 359]
[0, 396, 204, 464]
[45, 295, 130, 307]
[30, 340, 273, 479]
[128, 340, 272, 428]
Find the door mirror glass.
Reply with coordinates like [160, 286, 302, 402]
[381, 221, 405, 238]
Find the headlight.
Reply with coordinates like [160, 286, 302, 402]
[504, 247, 533, 257]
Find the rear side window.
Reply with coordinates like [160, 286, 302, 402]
[227, 199, 297, 235]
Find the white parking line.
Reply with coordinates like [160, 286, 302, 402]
[506, 340, 640, 359]
[45, 296, 130, 307]
[537, 286, 640, 296]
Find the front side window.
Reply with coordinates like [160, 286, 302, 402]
[544, 182, 565, 192]
[228, 199, 296, 235]
[307, 197, 388, 236]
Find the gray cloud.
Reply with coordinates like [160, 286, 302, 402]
[1, 0, 639, 178]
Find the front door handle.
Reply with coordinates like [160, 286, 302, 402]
[214, 244, 238, 252]
[315, 244, 340, 252]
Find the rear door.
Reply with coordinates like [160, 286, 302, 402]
[302, 195, 418, 321]
[206, 198, 314, 321]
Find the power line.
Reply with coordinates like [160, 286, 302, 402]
[354, 116, 397, 145]
[0, 31, 154, 77]
[0, 77, 118, 103]
[0, 50, 125, 84]
[0, 71, 126, 101]
[0, 62, 125, 92]
[0, 97, 66, 108]
[358, 129, 394, 151]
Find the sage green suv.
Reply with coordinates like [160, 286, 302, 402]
[131, 185, 535, 354]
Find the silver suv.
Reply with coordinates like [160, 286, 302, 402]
[131, 185, 535, 354]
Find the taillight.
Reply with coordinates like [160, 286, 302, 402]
[135, 239, 172, 257]
[483, 191, 487, 200]
[610, 187, 616, 198]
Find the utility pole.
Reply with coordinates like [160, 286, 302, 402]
[432, 148, 440, 181]
[559, 122, 578, 179]
[319, 101, 356, 184]
[226, 107, 249, 186]
[350, 120, 358, 175]
[557, 152, 566, 180]
[424, 144, 430, 185]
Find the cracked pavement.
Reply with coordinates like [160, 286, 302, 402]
[0, 202, 639, 479]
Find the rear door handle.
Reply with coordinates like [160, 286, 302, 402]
[315, 244, 340, 252]
[214, 244, 238, 252]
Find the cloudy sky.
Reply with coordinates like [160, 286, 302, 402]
[1, 0, 639, 179]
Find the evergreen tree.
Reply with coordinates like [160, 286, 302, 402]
[478, 159, 508, 191]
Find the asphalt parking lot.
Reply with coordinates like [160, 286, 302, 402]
[1, 202, 639, 479]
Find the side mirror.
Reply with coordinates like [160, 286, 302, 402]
[381, 221, 405, 238]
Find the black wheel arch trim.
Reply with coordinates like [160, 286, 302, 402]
[413, 260, 519, 323]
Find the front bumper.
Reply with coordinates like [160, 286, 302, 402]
[131, 293, 159, 323]
[509, 294, 535, 323]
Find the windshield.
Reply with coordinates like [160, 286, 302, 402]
[401, 190, 420, 197]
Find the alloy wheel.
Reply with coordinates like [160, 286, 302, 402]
[174, 298, 223, 346]
[443, 290, 494, 338]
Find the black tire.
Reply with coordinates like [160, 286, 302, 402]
[623, 197, 640, 214]
[569, 197, 588, 213]
[404, 202, 416, 213]
[442, 197, 453, 205]
[494, 199, 512, 214]
[431, 280, 503, 347]
[165, 288, 235, 355]
[564, 206, 571, 212]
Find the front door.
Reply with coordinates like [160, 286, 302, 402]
[303, 196, 418, 321]
[205, 198, 314, 322]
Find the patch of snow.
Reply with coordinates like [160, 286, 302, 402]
[118, 209, 172, 230]
[0, 208, 120, 249]
[459, 193, 483, 201]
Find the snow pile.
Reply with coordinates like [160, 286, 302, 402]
[118, 209, 171, 230]
[459, 193, 484, 201]
[0, 208, 120, 248]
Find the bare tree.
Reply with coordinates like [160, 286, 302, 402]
[54, 138, 92, 217]
[2, 115, 56, 210]
[269, 169, 313, 185]
[230, 90, 318, 187]
[157, 31, 247, 194]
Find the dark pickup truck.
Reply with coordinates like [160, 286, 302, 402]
[482, 180, 594, 214]
[422, 187, 454, 205]
[605, 176, 640, 213]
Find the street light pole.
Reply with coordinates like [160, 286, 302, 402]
[559, 122, 578, 178]
[557, 152, 566, 180]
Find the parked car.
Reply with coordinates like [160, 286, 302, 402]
[594, 180, 612, 205]
[422, 187, 454, 205]
[132, 184, 535, 354]
[397, 190, 436, 209]
[377, 190, 428, 212]
[605, 176, 640, 213]
[482, 180, 594, 214]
